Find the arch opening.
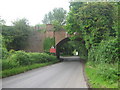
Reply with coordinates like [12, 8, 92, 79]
[56, 37, 86, 60]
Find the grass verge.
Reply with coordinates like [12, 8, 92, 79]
[1, 60, 59, 78]
[85, 61, 118, 88]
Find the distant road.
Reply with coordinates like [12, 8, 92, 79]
[2, 56, 88, 88]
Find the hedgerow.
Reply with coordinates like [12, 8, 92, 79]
[2, 50, 58, 71]
[88, 38, 119, 63]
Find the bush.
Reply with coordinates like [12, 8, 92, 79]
[2, 59, 19, 70]
[45, 52, 56, 56]
[39, 53, 57, 62]
[97, 63, 119, 83]
[27, 53, 45, 64]
[86, 38, 119, 88]
[27, 53, 40, 64]
[1, 47, 9, 59]
[9, 51, 30, 66]
[85, 61, 118, 88]
[28, 52, 57, 64]
[88, 38, 119, 63]
[43, 37, 54, 52]
[2, 51, 58, 71]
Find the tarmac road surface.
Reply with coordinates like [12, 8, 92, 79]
[2, 56, 88, 88]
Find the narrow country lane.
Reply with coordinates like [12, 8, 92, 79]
[2, 56, 88, 88]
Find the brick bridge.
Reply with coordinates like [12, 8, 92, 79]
[25, 24, 84, 58]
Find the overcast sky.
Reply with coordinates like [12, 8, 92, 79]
[0, 0, 70, 26]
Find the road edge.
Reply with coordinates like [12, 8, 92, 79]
[81, 59, 91, 88]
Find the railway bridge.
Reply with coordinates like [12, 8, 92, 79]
[25, 24, 84, 58]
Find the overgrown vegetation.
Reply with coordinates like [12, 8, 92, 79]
[2, 18, 31, 50]
[0, 50, 58, 78]
[66, 2, 119, 88]
[43, 37, 54, 52]
[0, 17, 58, 77]
[88, 38, 119, 64]
[86, 62, 118, 88]
[0, 1, 119, 88]
[1, 50, 58, 70]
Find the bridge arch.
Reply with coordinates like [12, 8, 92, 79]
[56, 37, 85, 59]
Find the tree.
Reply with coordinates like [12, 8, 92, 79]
[42, 8, 67, 25]
[66, 2, 119, 63]
[42, 8, 67, 48]
[66, 2, 117, 49]
[2, 18, 31, 50]
[0, 17, 5, 25]
[12, 18, 30, 35]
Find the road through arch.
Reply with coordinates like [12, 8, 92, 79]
[56, 37, 85, 59]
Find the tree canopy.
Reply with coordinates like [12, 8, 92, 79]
[42, 8, 67, 25]
[66, 2, 119, 63]
[2, 18, 31, 50]
[0, 17, 5, 25]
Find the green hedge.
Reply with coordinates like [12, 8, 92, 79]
[86, 38, 119, 88]
[88, 38, 119, 63]
[2, 51, 58, 70]
[1, 47, 9, 59]
[27, 52, 57, 63]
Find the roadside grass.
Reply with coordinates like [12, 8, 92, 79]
[0, 60, 59, 78]
[85, 61, 118, 88]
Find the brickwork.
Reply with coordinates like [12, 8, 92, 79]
[24, 24, 70, 52]
[55, 30, 67, 45]
[25, 31, 45, 52]
[46, 24, 54, 31]
[45, 31, 54, 38]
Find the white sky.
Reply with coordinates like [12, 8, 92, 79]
[0, 0, 70, 26]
